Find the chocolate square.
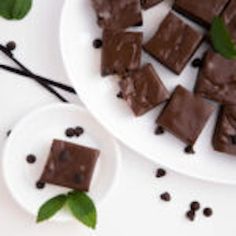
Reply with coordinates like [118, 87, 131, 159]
[213, 105, 236, 155]
[173, 0, 229, 28]
[91, 0, 143, 29]
[119, 64, 170, 116]
[141, 0, 163, 10]
[222, 0, 236, 43]
[143, 12, 203, 75]
[40, 140, 100, 192]
[195, 51, 236, 105]
[157, 85, 214, 146]
[101, 30, 143, 76]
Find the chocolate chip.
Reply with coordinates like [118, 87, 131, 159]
[36, 181, 45, 189]
[26, 154, 36, 164]
[65, 128, 75, 137]
[117, 91, 123, 99]
[6, 41, 16, 51]
[6, 130, 11, 137]
[160, 192, 171, 202]
[186, 210, 195, 221]
[93, 39, 103, 49]
[155, 126, 165, 135]
[230, 135, 236, 145]
[191, 58, 202, 68]
[184, 145, 195, 154]
[74, 174, 85, 184]
[203, 208, 213, 217]
[74, 126, 84, 136]
[155, 168, 166, 178]
[190, 201, 200, 211]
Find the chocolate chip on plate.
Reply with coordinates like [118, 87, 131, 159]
[65, 128, 75, 137]
[6, 41, 16, 51]
[155, 168, 166, 178]
[191, 58, 202, 68]
[93, 39, 103, 49]
[186, 210, 195, 221]
[203, 207, 213, 217]
[6, 130, 11, 137]
[190, 201, 200, 211]
[116, 91, 123, 99]
[184, 145, 195, 154]
[155, 126, 165, 135]
[26, 154, 36, 164]
[160, 192, 171, 202]
[74, 126, 84, 136]
[36, 181, 45, 189]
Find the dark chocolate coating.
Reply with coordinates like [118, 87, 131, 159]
[141, 0, 163, 10]
[119, 64, 170, 116]
[101, 30, 143, 76]
[222, 0, 236, 43]
[157, 85, 214, 145]
[213, 105, 236, 156]
[173, 0, 229, 28]
[91, 0, 143, 29]
[40, 140, 100, 192]
[143, 12, 203, 75]
[195, 51, 236, 105]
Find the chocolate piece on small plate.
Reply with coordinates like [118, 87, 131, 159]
[157, 85, 214, 147]
[222, 0, 236, 43]
[119, 64, 170, 116]
[141, 0, 163, 10]
[40, 140, 100, 192]
[195, 51, 236, 105]
[213, 105, 236, 156]
[91, 0, 143, 29]
[101, 30, 143, 76]
[173, 0, 230, 28]
[143, 12, 203, 75]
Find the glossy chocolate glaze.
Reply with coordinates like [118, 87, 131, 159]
[141, 0, 163, 10]
[173, 0, 230, 28]
[157, 85, 214, 145]
[195, 51, 236, 105]
[119, 64, 170, 116]
[143, 12, 203, 75]
[91, 0, 143, 29]
[40, 140, 100, 192]
[101, 30, 143, 76]
[213, 105, 236, 155]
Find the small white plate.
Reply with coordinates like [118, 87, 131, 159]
[2, 103, 121, 222]
[60, 0, 236, 185]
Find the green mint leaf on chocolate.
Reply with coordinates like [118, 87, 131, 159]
[67, 191, 97, 229]
[0, 0, 32, 20]
[210, 16, 236, 59]
[36, 194, 67, 223]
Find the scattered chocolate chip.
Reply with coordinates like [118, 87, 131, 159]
[160, 192, 171, 202]
[36, 181, 45, 189]
[6, 41, 16, 51]
[26, 154, 36, 164]
[155, 126, 165, 135]
[184, 145, 195, 154]
[186, 210, 195, 221]
[117, 91, 123, 99]
[191, 58, 202, 68]
[74, 126, 84, 136]
[93, 39, 103, 49]
[6, 130, 11, 137]
[190, 201, 200, 211]
[203, 208, 213, 217]
[65, 128, 75, 137]
[74, 173, 85, 184]
[155, 168, 166, 178]
[230, 135, 236, 145]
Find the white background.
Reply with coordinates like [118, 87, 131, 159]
[0, 1, 236, 235]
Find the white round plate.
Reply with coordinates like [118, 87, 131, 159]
[2, 103, 121, 221]
[60, 0, 236, 184]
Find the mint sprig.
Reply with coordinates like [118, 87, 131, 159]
[210, 17, 236, 59]
[0, 0, 32, 20]
[36, 191, 97, 229]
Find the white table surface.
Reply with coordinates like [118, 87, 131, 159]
[0, 1, 236, 235]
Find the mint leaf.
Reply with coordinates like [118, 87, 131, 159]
[0, 0, 32, 20]
[37, 194, 67, 223]
[210, 17, 236, 59]
[67, 191, 97, 229]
